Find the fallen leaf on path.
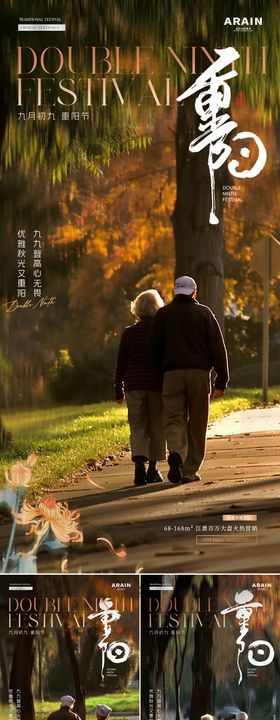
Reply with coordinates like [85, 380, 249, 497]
[97, 535, 127, 558]
[216, 466, 234, 471]
[155, 550, 204, 556]
[87, 475, 105, 490]
[61, 558, 69, 573]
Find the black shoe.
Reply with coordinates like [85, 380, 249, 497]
[134, 465, 147, 486]
[167, 452, 182, 484]
[147, 467, 164, 483]
[181, 473, 201, 484]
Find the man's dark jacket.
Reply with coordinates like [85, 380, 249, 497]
[48, 707, 81, 720]
[151, 295, 229, 390]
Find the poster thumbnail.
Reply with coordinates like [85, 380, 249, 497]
[0, 1, 279, 573]
[0, 573, 139, 720]
[141, 574, 280, 720]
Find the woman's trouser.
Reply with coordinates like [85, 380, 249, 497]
[125, 390, 166, 461]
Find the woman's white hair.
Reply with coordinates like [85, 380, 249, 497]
[131, 289, 164, 318]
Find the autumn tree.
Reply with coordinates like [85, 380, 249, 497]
[0, 0, 279, 412]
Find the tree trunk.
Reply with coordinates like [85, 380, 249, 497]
[141, 575, 162, 720]
[37, 636, 44, 703]
[264, 628, 280, 676]
[56, 627, 67, 664]
[174, 631, 181, 720]
[80, 627, 99, 687]
[142, 575, 193, 720]
[9, 635, 36, 720]
[64, 622, 86, 720]
[156, 575, 193, 681]
[172, 102, 225, 328]
[0, 419, 12, 449]
[189, 577, 219, 720]
[0, 638, 9, 704]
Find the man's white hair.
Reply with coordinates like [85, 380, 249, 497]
[131, 289, 164, 319]
[236, 713, 248, 720]
[201, 715, 214, 720]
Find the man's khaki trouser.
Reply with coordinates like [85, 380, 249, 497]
[125, 390, 166, 462]
[162, 369, 210, 474]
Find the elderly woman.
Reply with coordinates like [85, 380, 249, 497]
[115, 289, 166, 486]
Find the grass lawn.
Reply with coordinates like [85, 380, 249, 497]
[35, 688, 139, 713]
[1, 387, 279, 494]
[0, 690, 139, 719]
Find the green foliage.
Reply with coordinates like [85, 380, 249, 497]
[225, 317, 280, 385]
[47, 320, 280, 403]
[0, 351, 12, 378]
[230, 360, 280, 387]
[2, 115, 151, 181]
[225, 317, 263, 369]
[48, 348, 75, 403]
[47, 339, 119, 404]
[47, 652, 72, 693]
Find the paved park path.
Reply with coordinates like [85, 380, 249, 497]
[56, 405, 280, 573]
[1, 406, 280, 573]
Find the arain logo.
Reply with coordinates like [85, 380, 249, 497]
[224, 17, 263, 26]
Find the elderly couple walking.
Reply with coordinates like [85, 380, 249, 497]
[115, 276, 229, 487]
[47, 696, 112, 720]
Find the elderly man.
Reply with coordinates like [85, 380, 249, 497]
[47, 695, 81, 720]
[151, 276, 229, 483]
[96, 704, 112, 720]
